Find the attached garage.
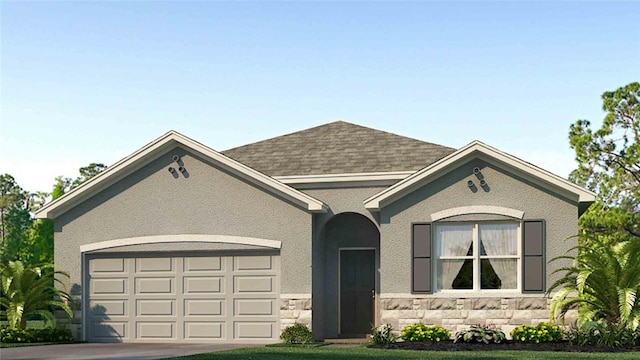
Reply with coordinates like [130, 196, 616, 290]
[85, 252, 280, 343]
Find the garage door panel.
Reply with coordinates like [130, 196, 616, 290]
[136, 257, 174, 272]
[184, 299, 224, 316]
[136, 299, 175, 316]
[234, 322, 275, 339]
[235, 276, 274, 293]
[91, 322, 127, 340]
[183, 276, 223, 294]
[234, 256, 273, 270]
[135, 277, 173, 294]
[235, 299, 275, 316]
[88, 253, 279, 343]
[136, 322, 175, 339]
[89, 300, 127, 317]
[184, 322, 224, 339]
[91, 258, 126, 273]
[91, 278, 127, 295]
[184, 257, 222, 272]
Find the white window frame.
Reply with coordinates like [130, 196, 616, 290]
[435, 221, 521, 293]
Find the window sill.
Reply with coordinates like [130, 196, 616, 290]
[382, 292, 546, 299]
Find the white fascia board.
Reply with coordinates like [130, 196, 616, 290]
[35, 131, 327, 219]
[80, 234, 282, 253]
[173, 132, 328, 213]
[35, 131, 179, 219]
[274, 171, 415, 188]
[364, 141, 596, 211]
[275, 171, 415, 184]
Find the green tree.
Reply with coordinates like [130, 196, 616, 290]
[26, 220, 54, 265]
[71, 163, 106, 189]
[51, 176, 71, 200]
[0, 174, 28, 250]
[1, 163, 106, 265]
[51, 163, 106, 200]
[2, 207, 33, 264]
[569, 82, 639, 239]
[0, 260, 72, 329]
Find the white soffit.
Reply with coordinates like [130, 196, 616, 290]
[364, 141, 596, 211]
[35, 131, 327, 219]
[80, 234, 282, 253]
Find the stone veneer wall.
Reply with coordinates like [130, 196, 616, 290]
[55, 295, 82, 340]
[280, 297, 312, 331]
[381, 297, 576, 337]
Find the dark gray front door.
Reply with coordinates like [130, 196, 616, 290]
[340, 249, 375, 337]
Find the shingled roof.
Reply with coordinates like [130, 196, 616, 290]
[222, 121, 456, 177]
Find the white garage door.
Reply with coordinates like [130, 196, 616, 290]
[86, 253, 280, 342]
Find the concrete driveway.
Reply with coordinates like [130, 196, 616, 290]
[1, 342, 259, 360]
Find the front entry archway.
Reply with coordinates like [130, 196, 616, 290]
[320, 212, 380, 339]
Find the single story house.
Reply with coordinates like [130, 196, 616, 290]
[35, 121, 594, 343]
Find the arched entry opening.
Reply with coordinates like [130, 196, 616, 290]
[319, 212, 380, 338]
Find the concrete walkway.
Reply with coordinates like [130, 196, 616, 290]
[1, 343, 258, 360]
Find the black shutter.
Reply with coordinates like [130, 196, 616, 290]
[412, 224, 432, 293]
[522, 220, 545, 293]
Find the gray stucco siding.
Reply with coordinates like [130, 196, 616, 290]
[55, 146, 313, 295]
[302, 186, 387, 225]
[379, 157, 579, 294]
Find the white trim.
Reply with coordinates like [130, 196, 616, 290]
[81, 252, 87, 342]
[280, 294, 312, 299]
[433, 221, 521, 293]
[379, 292, 546, 299]
[80, 234, 282, 253]
[35, 131, 327, 219]
[431, 206, 524, 221]
[364, 141, 596, 210]
[275, 171, 414, 187]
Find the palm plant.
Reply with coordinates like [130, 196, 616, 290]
[0, 260, 72, 329]
[548, 236, 640, 331]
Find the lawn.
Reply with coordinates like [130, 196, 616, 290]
[170, 346, 640, 360]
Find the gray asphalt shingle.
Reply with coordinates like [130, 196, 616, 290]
[222, 121, 456, 176]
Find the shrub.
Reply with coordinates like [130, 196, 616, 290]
[510, 323, 563, 343]
[454, 324, 506, 344]
[0, 261, 73, 329]
[565, 321, 637, 348]
[400, 323, 450, 342]
[371, 323, 397, 346]
[548, 236, 640, 330]
[0, 327, 74, 343]
[280, 323, 313, 344]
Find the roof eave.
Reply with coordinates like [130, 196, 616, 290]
[364, 141, 596, 212]
[35, 131, 327, 219]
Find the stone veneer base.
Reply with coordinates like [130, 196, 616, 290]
[280, 297, 312, 331]
[380, 297, 577, 337]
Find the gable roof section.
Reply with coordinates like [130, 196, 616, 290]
[35, 131, 327, 219]
[364, 140, 596, 211]
[222, 121, 456, 176]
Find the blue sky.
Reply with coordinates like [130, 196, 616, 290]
[1, 1, 638, 193]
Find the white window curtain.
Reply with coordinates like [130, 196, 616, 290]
[437, 225, 473, 289]
[479, 224, 518, 289]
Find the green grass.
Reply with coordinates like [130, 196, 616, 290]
[169, 346, 640, 360]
